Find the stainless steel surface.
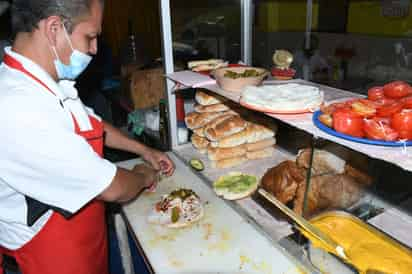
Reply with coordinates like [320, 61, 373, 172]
[308, 243, 356, 274]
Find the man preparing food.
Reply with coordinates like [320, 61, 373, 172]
[0, 0, 174, 273]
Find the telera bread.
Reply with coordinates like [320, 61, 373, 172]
[204, 115, 248, 141]
[207, 145, 246, 161]
[246, 146, 275, 160]
[210, 123, 275, 148]
[191, 134, 209, 150]
[195, 89, 227, 106]
[203, 113, 237, 134]
[244, 138, 276, 152]
[194, 103, 230, 113]
[185, 111, 233, 130]
[193, 127, 205, 137]
[211, 156, 248, 169]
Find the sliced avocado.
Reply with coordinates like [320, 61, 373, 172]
[190, 158, 204, 171]
[214, 174, 257, 194]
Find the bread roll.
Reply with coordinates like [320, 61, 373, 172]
[296, 148, 346, 175]
[246, 146, 275, 160]
[188, 59, 224, 69]
[244, 138, 276, 152]
[203, 113, 237, 134]
[205, 116, 248, 141]
[209, 123, 275, 148]
[344, 164, 373, 186]
[245, 114, 278, 134]
[210, 129, 249, 148]
[293, 174, 364, 217]
[245, 124, 276, 143]
[191, 134, 209, 150]
[185, 112, 199, 129]
[194, 103, 230, 113]
[185, 111, 231, 130]
[198, 148, 207, 154]
[208, 146, 246, 161]
[261, 161, 306, 204]
[211, 156, 248, 169]
[213, 172, 258, 200]
[195, 89, 226, 106]
[193, 127, 205, 137]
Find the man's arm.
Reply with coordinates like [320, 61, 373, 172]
[98, 164, 157, 203]
[103, 121, 149, 156]
[103, 121, 175, 175]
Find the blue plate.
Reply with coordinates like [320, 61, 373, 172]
[312, 111, 412, 147]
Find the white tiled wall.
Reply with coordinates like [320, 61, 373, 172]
[254, 31, 412, 82]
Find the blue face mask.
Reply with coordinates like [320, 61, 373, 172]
[52, 25, 92, 80]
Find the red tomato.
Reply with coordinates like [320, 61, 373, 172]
[358, 99, 380, 107]
[383, 81, 412, 99]
[155, 202, 162, 212]
[368, 86, 385, 101]
[333, 108, 364, 137]
[343, 99, 361, 107]
[376, 101, 404, 117]
[401, 96, 412, 109]
[320, 102, 346, 115]
[363, 119, 399, 141]
[374, 97, 395, 107]
[372, 116, 391, 126]
[351, 100, 376, 117]
[397, 130, 412, 140]
[391, 110, 412, 140]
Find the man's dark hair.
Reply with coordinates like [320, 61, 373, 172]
[11, 0, 103, 35]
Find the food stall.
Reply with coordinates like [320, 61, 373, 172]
[119, 1, 412, 273]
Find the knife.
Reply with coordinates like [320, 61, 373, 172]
[258, 188, 348, 260]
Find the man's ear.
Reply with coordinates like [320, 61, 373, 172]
[43, 16, 62, 46]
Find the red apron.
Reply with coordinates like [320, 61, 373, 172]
[0, 54, 109, 274]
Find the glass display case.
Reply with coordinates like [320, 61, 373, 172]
[153, 0, 412, 273]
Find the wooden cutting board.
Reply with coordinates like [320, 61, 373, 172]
[119, 153, 306, 274]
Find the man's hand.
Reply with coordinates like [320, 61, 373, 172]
[142, 148, 175, 176]
[132, 164, 159, 189]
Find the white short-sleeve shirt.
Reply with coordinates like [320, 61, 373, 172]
[0, 47, 117, 250]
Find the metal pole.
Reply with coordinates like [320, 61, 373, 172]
[241, 0, 253, 65]
[303, 0, 313, 80]
[159, 0, 178, 150]
[305, 0, 313, 50]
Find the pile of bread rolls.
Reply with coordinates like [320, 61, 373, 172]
[185, 89, 278, 168]
[261, 148, 373, 217]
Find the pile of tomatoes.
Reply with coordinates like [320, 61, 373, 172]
[319, 81, 412, 141]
